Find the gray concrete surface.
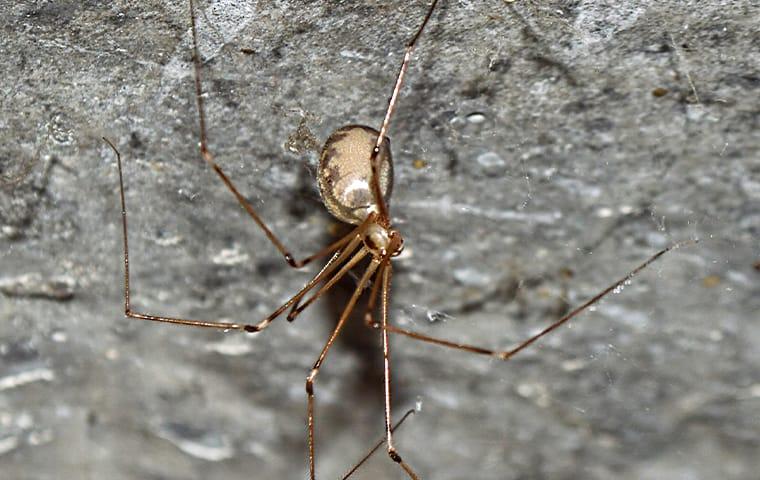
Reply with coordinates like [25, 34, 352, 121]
[1, 1, 759, 479]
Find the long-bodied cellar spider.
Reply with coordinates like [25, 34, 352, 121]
[102, 1, 697, 478]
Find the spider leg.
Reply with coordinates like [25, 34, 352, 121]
[306, 258, 381, 479]
[104, 137, 369, 333]
[187, 0, 332, 269]
[341, 409, 416, 480]
[367, 242, 695, 360]
[362, 262, 384, 326]
[377, 262, 420, 479]
[368, 0, 439, 221]
[287, 246, 370, 321]
[257, 239, 370, 329]
[287, 218, 376, 323]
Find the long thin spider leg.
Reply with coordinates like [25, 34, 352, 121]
[287, 295, 303, 322]
[369, 0, 439, 221]
[104, 137, 366, 333]
[258, 241, 368, 330]
[104, 136, 244, 330]
[341, 409, 416, 480]
[287, 246, 370, 321]
[187, 0, 326, 269]
[362, 263, 384, 325]
[287, 217, 376, 323]
[306, 259, 381, 480]
[287, 244, 370, 322]
[257, 239, 361, 327]
[378, 262, 420, 479]
[368, 242, 696, 360]
[293, 214, 375, 271]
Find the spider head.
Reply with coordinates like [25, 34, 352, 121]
[363, 223, 404, 258]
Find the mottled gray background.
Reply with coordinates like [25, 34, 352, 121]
[1, 1, 758, 479]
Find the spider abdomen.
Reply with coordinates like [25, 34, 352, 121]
[317, 125, 393, 225]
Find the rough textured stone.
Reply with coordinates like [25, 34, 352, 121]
[1, 1, 758, 479]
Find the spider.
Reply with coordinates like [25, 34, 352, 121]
[103, 0, 692, 478]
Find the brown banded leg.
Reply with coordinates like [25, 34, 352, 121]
[377, 262, 420, 479]
[104, 137, 371, 332]
[187, 0, 336, 269]
[367, 242, 696, 361]
[306, 259, 381, 480]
